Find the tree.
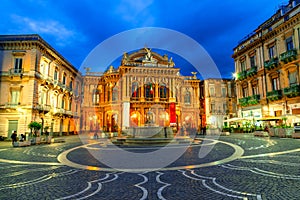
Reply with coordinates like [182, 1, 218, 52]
[28, 121, 42, 137]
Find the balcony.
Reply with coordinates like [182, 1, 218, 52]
[267, 89, 282, 101]
[264, 57, 278, 70]
[248, 94, 260, 105]
[283, 84, 300, 98]
[238, 97, 249, 107]
[246, 66, 257, 77]
[280, 49, 297, 64]
[4, 103, 19, 109]
[36, 104, 51, 113]
[52, 108, 66, 116]
[9, 68, 24, 77]
[237, 71, 247, 81]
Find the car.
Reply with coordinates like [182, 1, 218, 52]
[294, 122, 300, 133]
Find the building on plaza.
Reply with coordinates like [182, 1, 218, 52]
[0, 34, 82, 138]
[200, 78, 237, 129]
[81, 48, 201, 135]
[232, 0, 300, 124]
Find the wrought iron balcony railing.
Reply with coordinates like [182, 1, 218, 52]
[283, 84, 300, 98]
[267, 89, 282, 101]
[280, 49, 297, 63]
[246, 66, 257, 77]
[237, 71, 247, 81]
[248, 94, 260, 105]
[264, 57, 279, 70]
[9, 68, 24, 75]
[238, 97, 249, 106]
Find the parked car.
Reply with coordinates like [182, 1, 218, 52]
[294, 122, 300, 133]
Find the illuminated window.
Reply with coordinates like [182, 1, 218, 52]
[159, 84, 167, 98]
[93, 90, 100, 104]
[131, 82, 139, 98]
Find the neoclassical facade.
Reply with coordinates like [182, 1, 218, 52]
[82, 48, 201, 134]
[200, 79, 237, 128]
[0, 35, 82, 138]
[233, 1, 300, 122]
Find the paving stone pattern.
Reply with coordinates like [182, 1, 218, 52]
[0, 134, 299, 199]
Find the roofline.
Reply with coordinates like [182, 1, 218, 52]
[0, 34, 80, 74]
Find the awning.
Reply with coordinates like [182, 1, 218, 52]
[224, 117, 250, 123]
[257, 116, 282, 121]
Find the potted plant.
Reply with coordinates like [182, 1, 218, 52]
[28, 121, 42, 144]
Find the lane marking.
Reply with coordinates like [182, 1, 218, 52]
[0, 158, 62, 166]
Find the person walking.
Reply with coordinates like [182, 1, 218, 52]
[11, 131, 17, 146]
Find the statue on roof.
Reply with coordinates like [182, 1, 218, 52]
[144, 47, 153, 61]
[169, 57, 175, 67]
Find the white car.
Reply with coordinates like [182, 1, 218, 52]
[294, 122, 300, 133]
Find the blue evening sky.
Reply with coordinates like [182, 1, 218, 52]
[1, 0, 286, 78]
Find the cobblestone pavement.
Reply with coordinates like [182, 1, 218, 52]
[0, 134, 300, 200]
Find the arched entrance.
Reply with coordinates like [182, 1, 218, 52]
[130, 111, 141, 127]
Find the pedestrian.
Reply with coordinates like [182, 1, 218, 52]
[11, 131, 17, 146]
[164, 127, 167, 138]
[20, 134, 25, 142]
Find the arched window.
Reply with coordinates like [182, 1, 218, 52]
[93, 89, 100, 105]
[184, 90, 191, 104]
[131, 82, 139, 98]
[145, 83, 154, 99]
[112, 87, 118, 101]
[159, 83, 167, 99]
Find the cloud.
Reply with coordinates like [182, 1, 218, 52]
[10, 14, 84, 47]
[114, 0, 155, 26]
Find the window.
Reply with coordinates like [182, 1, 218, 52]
[240, 60, 246, 71]
[211, 103, 215, 113]
[159, 84, 167, 98]
[54, 69, 58, 80]
[62, 73, 66, 85]
[250, 55, 256, 67]
[221, 87, 226, 97]
[69, 80, 73, 90]
[61, 98, 65, 109]
[69, 100, 72, 111]
[228, 84, 232, 97]
[242, 87, 248, 97]
[288, 71, 297, 86]
[112, 87, 118, 101]
[131, 82, 139, 98]
[184, 90, 191, 104]
[145, 83, 154, 99]
[14, 58, 23, 73]
[93, 90, 100, 104]
[223, 103, 227, 113]
[272, 77, 279, 90]
[252, 85, 258, 95]
[268, 45, 276, 59]
[209, 86, 215, 97]
[286, 37, 294, 51]
[11, 90, 20, 105]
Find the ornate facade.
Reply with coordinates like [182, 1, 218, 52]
[200, 79, 237, 128]
[0, 35, 82, 138]
[81, 48, 201, 135]
[233, 1, 300, 123]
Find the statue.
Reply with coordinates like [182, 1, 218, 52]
[144, 47, 153, 61]
[169, 57, 175, 67]
[146, 109, 154, 126]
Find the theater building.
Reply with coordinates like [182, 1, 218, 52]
[81, 48, 201, 134]
[0, 34, 82, 138]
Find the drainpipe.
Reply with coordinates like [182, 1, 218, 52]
[261, 30, 269, 117]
